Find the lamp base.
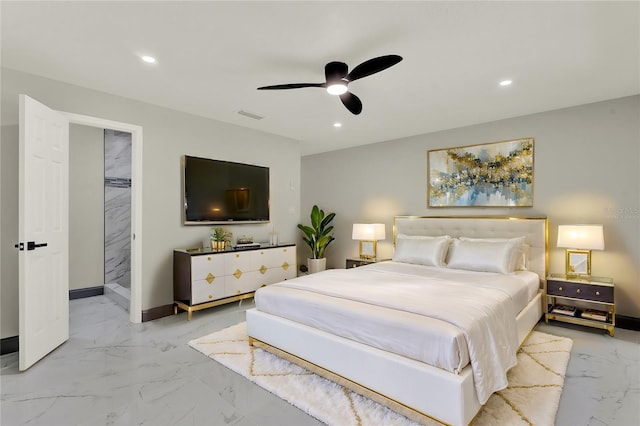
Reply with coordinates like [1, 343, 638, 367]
[358, 240, 377, 259]
[565, 249, 592, 277]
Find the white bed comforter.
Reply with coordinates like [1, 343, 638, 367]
[255, 262, 525, 404]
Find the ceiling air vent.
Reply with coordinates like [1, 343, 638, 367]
[237, 110, 264, 120]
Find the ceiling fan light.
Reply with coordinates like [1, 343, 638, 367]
[327, 82, 348, 96]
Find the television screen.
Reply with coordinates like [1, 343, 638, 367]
[183, 155, 270, 224]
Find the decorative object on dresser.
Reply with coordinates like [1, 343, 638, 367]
[351, 223, 385, 259]
[428, 138, 534, 207]
[173, 244, 296, 320]
[210, 227, 232, 251]
[297, 204, 336, 273]
[556, 224, 605, 277]
[235, 235, 259, 248]
[545, 273, 615, 336]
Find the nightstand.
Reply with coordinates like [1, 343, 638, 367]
[346, 258, 389, 269]
[545, 274, 615, 336]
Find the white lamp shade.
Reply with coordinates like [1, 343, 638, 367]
[557, 225, 604, 250]
[352, 223, 386, 241]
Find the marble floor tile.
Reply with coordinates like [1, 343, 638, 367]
[1, 296, 638, 426]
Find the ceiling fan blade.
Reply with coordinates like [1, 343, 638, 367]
[346, 55, 403, 82]
[339, 91, 363, 115]
[257, 83, 325, 90]
[325, 61, 348, 82]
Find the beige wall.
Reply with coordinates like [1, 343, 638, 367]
[1, 68, 301, 338]
[69, 124, 104, 290]
[300, 95, 640, 318]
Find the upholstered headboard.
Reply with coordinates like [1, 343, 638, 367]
[393, 216, 548, 282]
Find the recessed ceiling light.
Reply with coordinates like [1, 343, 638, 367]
[141, 55, 157, 64]
[333, 122, 342, 128]
[499, 80, 512, 86]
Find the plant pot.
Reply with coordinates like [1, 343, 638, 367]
[307, 258, 326, 274]
[211, 240, 226, 251]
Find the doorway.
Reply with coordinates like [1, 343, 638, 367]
[63, 112, 142, 324]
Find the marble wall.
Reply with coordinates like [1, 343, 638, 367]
[104, 130, 131, 289]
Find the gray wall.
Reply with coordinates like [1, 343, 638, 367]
[1, 124, 20, 338]
[69, 124, 104, 291]
[301, 95, 640, 318]
[1, 68, 301, 338]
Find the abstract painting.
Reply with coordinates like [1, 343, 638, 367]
[428, 138, 534, 207]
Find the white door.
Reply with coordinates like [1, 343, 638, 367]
[18, 95, 69, 371]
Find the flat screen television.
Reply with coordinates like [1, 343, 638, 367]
[182, 155, 270, 224]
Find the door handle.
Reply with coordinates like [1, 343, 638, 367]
[27, 241, 48, 251]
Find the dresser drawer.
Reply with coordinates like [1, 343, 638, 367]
[191, 278, 226, 305]
[191, 255, 225, 281]
[547, 280, 613, 303]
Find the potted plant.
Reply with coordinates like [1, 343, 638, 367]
[210, 227, 232, 251]
[297, 205, 336, 273]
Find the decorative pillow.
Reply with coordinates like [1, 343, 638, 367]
[447, 238, 522, 274]
[458, 236, 528, 271]
[393, 234, 451, 267]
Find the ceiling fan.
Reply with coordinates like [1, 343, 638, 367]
[257, 55, 403, 115]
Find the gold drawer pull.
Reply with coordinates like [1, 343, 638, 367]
[576, 289, 581, 294]
[558, 287, 563, 291]
[207, 257, 211, 261]
[208, 294, 213, 299]
[596, 291, 600, 296]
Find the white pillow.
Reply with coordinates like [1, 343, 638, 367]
[459, 236, 528, 271]
[447, 238, 522, 274]
[393, 234, 451, 267]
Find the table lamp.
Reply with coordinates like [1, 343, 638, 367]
[352, 224, 385, 259]
[557, 225, 604, 277]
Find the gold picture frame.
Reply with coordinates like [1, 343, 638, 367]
[427, 138, 534, 207]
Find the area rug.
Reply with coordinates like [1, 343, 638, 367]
[189, 323, 572, 426]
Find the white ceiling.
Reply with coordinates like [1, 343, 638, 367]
[2, 1, 638, 155]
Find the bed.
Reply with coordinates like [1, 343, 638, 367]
[247, 216, 547, 426]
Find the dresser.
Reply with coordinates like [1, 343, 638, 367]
[173, 243, 296, 319]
